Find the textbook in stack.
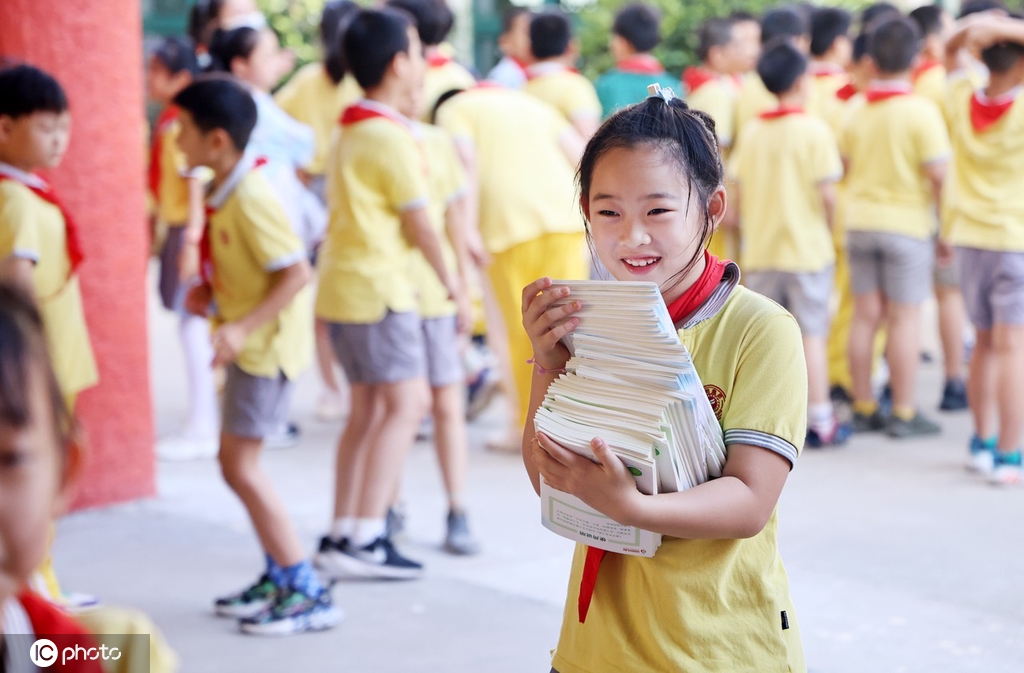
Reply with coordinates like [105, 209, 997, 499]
[534, 281, 726, 557]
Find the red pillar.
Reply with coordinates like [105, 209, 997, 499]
[1, 1, 155, 507]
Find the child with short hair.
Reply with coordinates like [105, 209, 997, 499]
[485, 7, 533, 90]
[944, 14, 1024, 483]
[729, 42, 849, 447]
[735, 8, 811, 135]
[387, 0, 476, 122]
[729, 10, 763, 76]
[523, 91, 807, 673]
[524, 9, 602, 140]
[173, 75, 341, 634]
[146, 37, 221, 461]
[0, 64, 97, 414]
[595, 3, 666, 118]
[808, 7, 853, 121]
[683, 17, 741, 151]
[841, 17, 950, 438]
[313, 8, 466, 579]
[910, 5, 955, 109]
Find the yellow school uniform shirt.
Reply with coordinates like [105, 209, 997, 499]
[524, 65, 602, 127]
[275, 63, 364, 176]
[552, 279, 807, 673]
[423, 59, 477, 123]
[0, 177, 98, 397]
[729, 112, 842, 272]
[414, 124, 465, 319]
[734, 73, 778, 139]
[154, 119, 191, 225]
[436, 87, 582, 254]
[944, 77, 1024, 251]
[207, 163, 311, 380]
[913, 63, 947, 115]
[809, 69, 849, 134]
[686, 77, 737, 148]
[840, 91, 950, 240]
[316, 109, 430, 323]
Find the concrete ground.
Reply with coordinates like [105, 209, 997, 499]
[52, 281, 1024, 672]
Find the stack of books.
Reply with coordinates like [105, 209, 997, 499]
[534, 281, 725, 556]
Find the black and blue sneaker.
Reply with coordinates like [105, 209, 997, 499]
[214, 574, 279, 619]
[239, 587, 344, 636]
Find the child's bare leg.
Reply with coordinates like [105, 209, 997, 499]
[803, 335, 829, 409]
[992, 324, 1024, 451]
[848, 291, 884, 406]
[937, 285, 967, 382]
[968, 329, 997, 438]
[481, 276, 519, 439]
[432, 383, 469, 509]
[332, 384, 378, 522]
[885, 301, 922, 414]
[219, 432, 304, 567]
[315, 318, 342, 394]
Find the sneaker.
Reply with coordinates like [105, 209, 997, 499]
[315, 535, 423, 580]
[829, 385, 852, 406]
[939, 379, 968, 411]
[264, 422, 300, 450]
[385, 505, 406, 540]
[466, 368, 500, 421]
[315, 390, 347, 422]
[966, 435, 997, 473]
[239, 587, 343, 636]
[806, 419, 852, 448]
[415, 416, 433, 441]
[214, 574, 279, 619]
[444, 509, 481, 556]
[989, 451, 1023, 486]
[885, 412, 942, 439]
[156, 432, 218, 462]
[852, 409, 887, 433]
[878, 385, 893, 417]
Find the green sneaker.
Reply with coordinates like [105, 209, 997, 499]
[214, 574, 279, 619]
[886, 412, 941, 439]
[852, 409, 886, 433]
[240, 588, 344, 636]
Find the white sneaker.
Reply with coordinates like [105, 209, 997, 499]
[989, 458, 1023, 486]
[156, 433, 218, 462]
[315, 390, 347, 422]
[264, 423, 300, 450]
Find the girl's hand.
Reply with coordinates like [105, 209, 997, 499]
[521, 277, 582, 371]
[211, 322, 248, 368]
[532, 433, 641, 524]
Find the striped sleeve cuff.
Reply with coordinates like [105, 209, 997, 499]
[265, 250, 305, 272]
[724, 429, 799, 468]
[11, 249, 39, 263]
[398, 196, 429, 213]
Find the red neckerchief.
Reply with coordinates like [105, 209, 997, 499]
[835, 83, 858, 101]
[199, 156, 268, 285]
[577, 251, 729, 624]
[810, 62, 845, 77]
[759, 106, 805, 120]
[864, 83, 912, 103]
[912, 59, 942, 83]
[339, 101, 415, 130]
[147, 106, 179, 199]
[970, 89, 1017, 133]
[427, 52, 452, 68]
[682, 66, 718, 95]
[17, 590, 105, 673]
[616, 54, 664, 75]
[0, 171, 84, 283]
[510, 56, 530, 75]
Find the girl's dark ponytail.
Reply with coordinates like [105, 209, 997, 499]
[206, 26, 260, 74]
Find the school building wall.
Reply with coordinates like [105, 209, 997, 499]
[1, 0, 157, 508]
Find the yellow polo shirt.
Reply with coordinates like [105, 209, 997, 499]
[524, 67, 602, 127]
[423, 59, 477, 122]
[436, 87, 583, 254]
[316, 111, 429, 323]
[944, 77, 1024, 251]
[275, 63, 363, 176]
[414, 124, 465, 319]
[552, 282, 807, 673]
[686, 77, 737, 148]
[729, 112, 842, 272]
[913, 63, 947, 116]
[0, 179, 98, 397]
[840, 92, 950, 240]
[207, 166, 311, 380]
[154, 118, 191, 226]
[735, 73, 777, 139]
[809, 71, 849, 134]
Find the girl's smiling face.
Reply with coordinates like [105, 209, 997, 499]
[584, 144, 727, 305]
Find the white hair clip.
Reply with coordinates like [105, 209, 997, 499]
[647, 83, 678, 103]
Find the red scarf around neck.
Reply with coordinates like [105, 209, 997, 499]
[616, 54, 664, 75]
[835, 82, 858, 101]
[682, 66, 718, 95]
[759, 106, 805, 120]
[970, 90, 1017, 133]
[576, 251, 729, 624]
[864, 84, 911, 103]
[912, 59, 942, 83]
[427, 52, 452, 68]
[147, 106, 179, 199]
[0, 172, 84, 282]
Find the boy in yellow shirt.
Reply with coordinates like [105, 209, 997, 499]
[730, 41, 849, 447]
[173, 75, 340, 635]
[313, 9, 466, 578]
[436, 84, 588, 450]
[808, 7, 852, 121]
[944, 14, 1024, 484]
[841, 17, 949, 438]
[525, 9, 602, 141]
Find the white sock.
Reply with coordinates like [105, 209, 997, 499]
[330, 517, 356, 541]
[808, 402, 836, 435]
[351, 518, 386, 547]
[180, 314, 219, 437]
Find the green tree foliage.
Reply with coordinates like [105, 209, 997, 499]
[258, 0, 328, 68]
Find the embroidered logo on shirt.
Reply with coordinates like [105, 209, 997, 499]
[704, 384, 726, 420]
[219, 229, 230, 246]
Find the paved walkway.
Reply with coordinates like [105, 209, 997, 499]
[51, 281, 1024, 672]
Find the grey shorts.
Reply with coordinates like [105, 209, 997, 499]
[422, 316, 463, 388]
[222, 364, 294, 439]
[956, 247, 1024, 330]
[848, 231, 934, 304]
[158, 226, 187, 312]
[745, 267, 834, 336]
[328, 310, 426, 385]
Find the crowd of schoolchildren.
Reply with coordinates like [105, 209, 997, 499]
[1, 0, 1023, 662]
